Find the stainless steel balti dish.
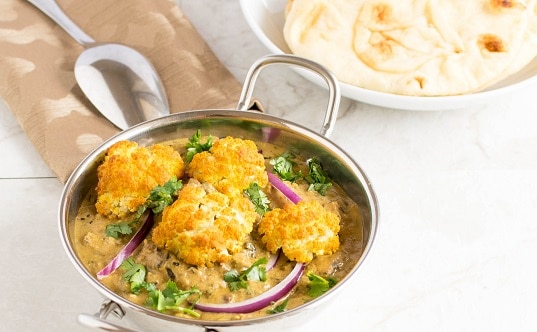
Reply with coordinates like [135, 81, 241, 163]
[59, 55, 379, 331]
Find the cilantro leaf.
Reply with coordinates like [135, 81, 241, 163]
[245, 262, 267, 282]
[186, 129, 213, 162]
[106, 177, 182, 238]
[308, 182, 332, 196]
[136, 177, 183, 219]
[244, 182, 271, 216]
[304, 158, 332, 196]
[306, 271, 337, 298]
[121, 258, 201, 318]
[121, 257, 148, 294]
[223, 270, 246, 291]
[267, 297, 290, 314]
[105, 221, 133, 239]
[224, 257, 268, 291]
[270, 151, 302, 182]
[146, 281, 201, 317]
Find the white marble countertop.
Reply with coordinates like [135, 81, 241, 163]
[1, 1, 537, 331]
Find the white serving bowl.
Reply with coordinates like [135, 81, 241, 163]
[240, 0, 537, 111]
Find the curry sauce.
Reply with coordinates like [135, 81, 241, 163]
[72, 137, 364, 320]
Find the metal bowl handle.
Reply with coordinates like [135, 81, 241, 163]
[77, 313, 138, 332]
[236, 54, 341, 137]
[77, 300, 140, 332]
[78, 299, 222, 331]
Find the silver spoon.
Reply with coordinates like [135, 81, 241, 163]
[28, 0, 170, 130]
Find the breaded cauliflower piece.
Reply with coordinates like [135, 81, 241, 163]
[188, 136, 268, 196]
[95, 140, 185, 219]
[151, 179, 258, 267]
[258, 200, 340, 263]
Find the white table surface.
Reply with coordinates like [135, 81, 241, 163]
[1, 1, 537, 331]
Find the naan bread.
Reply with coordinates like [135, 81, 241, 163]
[284, 0, 537, 96]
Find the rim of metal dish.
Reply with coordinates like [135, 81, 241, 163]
[58, 109, 379, 328]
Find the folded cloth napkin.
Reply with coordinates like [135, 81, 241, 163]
[0, 0, 242, 183]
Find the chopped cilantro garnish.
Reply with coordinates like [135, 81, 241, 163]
[146, 280, 201, 317]
[304, 157, 332, 196]
[224, 257, 268, 291]
[306, 271, 337, 298]
[121, 258, 201, 318]
[270, 151, 302, 182]
[105, 221, 133, 239]
[244, 182, 271, 216]
[105, 177, 182, 238]
[136, 176, 183, 218]
[121, 257, 148, 294]
[186, 129, 213, 162]
[267, 297, 290, 314]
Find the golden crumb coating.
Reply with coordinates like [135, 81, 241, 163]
[95, 140, 185, 219]
[188, 136, 268, 196]
[258, 200, 340, 263]
[151, 179, 258, 267]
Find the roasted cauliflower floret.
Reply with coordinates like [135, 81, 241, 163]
[188, 136, 268, 196]
[95, 140, 185, 219]
[151, 179, 258, 267]
[258, 200, 340, 263]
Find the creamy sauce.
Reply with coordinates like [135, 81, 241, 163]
[72, 138, 364, 320]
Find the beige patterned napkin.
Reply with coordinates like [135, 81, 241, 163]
[0, 0, 242, 182]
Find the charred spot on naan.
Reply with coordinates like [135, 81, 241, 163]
[478, 34, 508, 53]
[489, 0, 526, 11]
[414, 76, 425, 89]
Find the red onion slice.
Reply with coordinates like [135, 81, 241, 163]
[97, 212, 154, 280]
[194, 262, 305, 313]
[267, 172, 302, 204]
[266, 250, 280, 271]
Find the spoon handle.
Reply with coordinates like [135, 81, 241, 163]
[27, 0, 95, 47]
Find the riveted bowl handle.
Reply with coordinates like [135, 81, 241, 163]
[77, 300, 139, 331]
[236, 54, 341, 137]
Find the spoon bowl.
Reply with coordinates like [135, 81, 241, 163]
[74, 43, 169, 130]
[28, 0, 169, 130]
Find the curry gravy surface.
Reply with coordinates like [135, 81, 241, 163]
[72, 138, 364, 321]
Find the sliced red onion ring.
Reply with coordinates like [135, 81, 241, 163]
[97, 212, 154, 280]
[266, 250, 280, 271]
[195, 262, 305, 313]
[267, 172, 302, 204]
